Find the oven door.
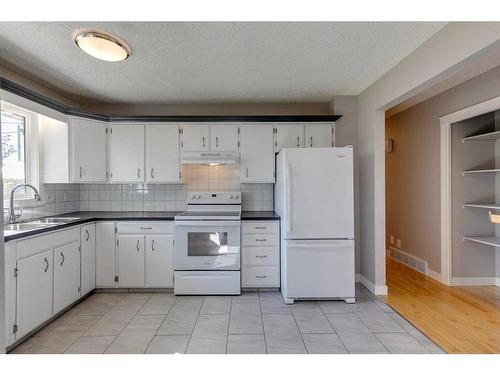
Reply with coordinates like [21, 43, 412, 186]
[174, 220, 240, 271]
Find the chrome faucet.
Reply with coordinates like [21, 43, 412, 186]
[8, 184, 42, 223]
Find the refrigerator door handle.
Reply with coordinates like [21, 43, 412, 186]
[286, 164, 292, 234]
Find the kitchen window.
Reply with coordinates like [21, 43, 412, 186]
[1, 101, 40, 202]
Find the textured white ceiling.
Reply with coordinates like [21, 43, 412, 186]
[0, 22, 445, 104]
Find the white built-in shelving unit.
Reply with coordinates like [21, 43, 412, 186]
[463, 235, 500, 248]
[462, 130, 500, 142]
[461, 121, 500, 255]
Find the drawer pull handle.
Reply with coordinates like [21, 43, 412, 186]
[255, 275, 267, 279]
[254, 226, 266, 230]
[255, 255, 267, 258]
[140, 227, 153, 230]
[255, 239, 267, 242]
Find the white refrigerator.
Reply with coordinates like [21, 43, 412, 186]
[275, 147, 355, 304]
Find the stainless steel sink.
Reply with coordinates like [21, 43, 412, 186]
[4, 223, 54, 231]
[31, 217, 80, 224]
[4, 217, 81, 234]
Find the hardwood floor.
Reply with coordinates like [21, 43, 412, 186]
[381, 257, 500, 353]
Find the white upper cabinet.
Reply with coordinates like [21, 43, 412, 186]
[146, 124, 180, 183]
[211, 124, 239, 152]
[275, 123, 304, 152]
[181, 124, 210, 151]
[240, 124, 275, 183]
[43, 116, 107, 183]
[305, 123, 334, 148]
[110, 123, 145, 182]
[70, 117, 108, 182]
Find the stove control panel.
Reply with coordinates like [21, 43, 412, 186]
[187, 191, 241, 204]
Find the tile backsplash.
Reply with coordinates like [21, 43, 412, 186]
[7, 164, 274, 221]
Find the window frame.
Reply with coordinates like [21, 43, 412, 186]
[1, 101, 42, 207]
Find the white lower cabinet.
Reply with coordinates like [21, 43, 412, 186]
[53, 241, 81, 314]
[115, 222, 174, 288]
[241, 221, 280, 288]
[15, 249, 54, 340]
[96, 222, 117, 287]
[117, 234, 145, 287]
[81, 223, 96, 295]
[146, 234, 174, 288]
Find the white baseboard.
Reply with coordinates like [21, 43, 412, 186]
[426, 268, 442, 283]
[452, 277, 499, 286]
[387, 248, 442, 283]
[356, 274, 388, 295]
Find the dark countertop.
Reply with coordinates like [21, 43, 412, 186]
[241, 211, 280, 220]
[4, 210, 280, 242]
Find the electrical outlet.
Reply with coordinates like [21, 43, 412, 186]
[390, 235, 395, 245]
[396, 239, 402, 248]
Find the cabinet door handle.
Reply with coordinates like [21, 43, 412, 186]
[296, 136, 300, 147]
[255, 238, 267, 242]
[44, 257, 49, 272]
[60, 252, 65, 266]
[151, 239, 155, 252]
[151, 168, 154, 179]
[80, 166, 83, 178]
[137, 168, 141, 179]
[255, 275, 267, 279]
[246, 168, 249, 178]
[255, 255, 268, 258]
[136, 240, 140, 252]
[254, 226, 266, 230]
[202, 136, 206, 148]
[140, 226, 152, 230]
[85, 229, 89, 242]
[216, 136, 219, 148]
[310, 137, 313, 147]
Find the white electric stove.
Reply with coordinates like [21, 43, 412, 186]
[173, 191, 241, 295]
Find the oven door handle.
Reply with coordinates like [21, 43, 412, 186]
[174, 220, 241, 227]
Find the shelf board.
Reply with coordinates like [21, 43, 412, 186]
[463, 203, 500, 210]
[463, 130, 500, 142]
[462, 168, 500, 175]
[463, 236, 500, 248]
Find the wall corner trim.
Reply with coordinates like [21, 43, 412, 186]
[355, 274, 388, 296]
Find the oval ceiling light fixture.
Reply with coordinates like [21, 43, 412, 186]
[74, 31, 130, 62]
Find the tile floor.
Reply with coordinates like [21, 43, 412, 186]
[10, 283, 445, 354]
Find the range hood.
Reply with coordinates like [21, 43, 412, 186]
[181, 151, 239, 165]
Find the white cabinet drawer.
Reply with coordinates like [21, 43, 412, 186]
[116, 222, 173, 234]
[242, 266, 279, 287]
[242, 221, 278, 234]
[242, 234, 277, 247]
[16, 227, 80, 260]
[242, 246, 278, 266]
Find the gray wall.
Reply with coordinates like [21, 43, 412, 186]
[451, 114, 496, 277]
[386, 64, 500, 276]
[331, 96, 361, 274]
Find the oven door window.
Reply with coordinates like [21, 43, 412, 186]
[188, 232, 229, 256]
